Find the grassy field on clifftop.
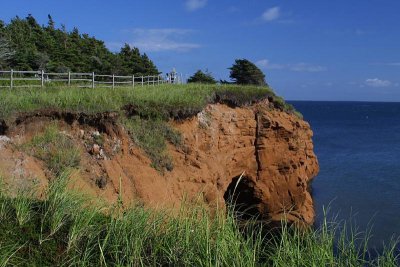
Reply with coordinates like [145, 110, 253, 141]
[0, 84, 295, 120]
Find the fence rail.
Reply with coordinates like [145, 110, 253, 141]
[0, 70, 184, 89]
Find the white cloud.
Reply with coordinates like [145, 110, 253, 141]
[256, 59, 284, 70]
[185, 0, 207, 11]
[262, 7, 280, 22]
[365, 78, 392, 88]
[112, 28, 201, 52]
[256, 59, 326, 72]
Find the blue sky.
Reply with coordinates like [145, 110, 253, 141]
[2, 0, 400, 101]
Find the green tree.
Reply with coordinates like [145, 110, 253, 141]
[0, 37, 15, 68]
[141, 53, 159, 75]
[47, 14, 55, 30]
[0, 15, 159, 75]
[187, 70, 217, 84]
[228, 59, 266, 86]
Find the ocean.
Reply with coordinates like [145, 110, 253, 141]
[290, 101, 400, 250]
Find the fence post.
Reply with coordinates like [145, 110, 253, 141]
[92, 72, 95, 89]
[141, 76, 144, 86]
[132, 75, 135, 88]
[41, 70, 44, 88]
[68, 72, 71, 87]
[157, 75, 160, 85]
[112, 74, 115, 89]
[10, 69, 13, 89]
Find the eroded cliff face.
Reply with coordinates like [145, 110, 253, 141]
[0, 100, 318, 225]
[170, 101, 319, 224]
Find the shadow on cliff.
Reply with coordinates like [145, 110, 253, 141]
[224, 174, 262, 220]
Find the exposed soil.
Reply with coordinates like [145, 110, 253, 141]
[0, 100, 319, 225]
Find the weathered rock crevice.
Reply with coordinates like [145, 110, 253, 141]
[254, 112, 262, 181]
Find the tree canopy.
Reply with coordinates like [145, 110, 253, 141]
[0, 37, 14, 68]
[229, 59, 266, 86]
[187, 70, 217, 84]
[0, 15, 159, 75]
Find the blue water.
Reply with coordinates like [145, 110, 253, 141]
[290, 101, 400, 250]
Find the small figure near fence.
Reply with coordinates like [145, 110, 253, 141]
[166, 68, 178, 84]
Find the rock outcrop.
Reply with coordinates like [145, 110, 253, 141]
[168, 101, 319, 225]
[0, 100, 318, 225]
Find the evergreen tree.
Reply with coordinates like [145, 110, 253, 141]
[187, 70, 217, 84]
[0, 37, 15, 68]
[141, 53, 159, 75]
[0, 15, 159, 75]
[229, 59, 266, 86]
[47, 14, 55, 30]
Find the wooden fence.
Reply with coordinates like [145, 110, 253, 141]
[0, 70, 184, 89]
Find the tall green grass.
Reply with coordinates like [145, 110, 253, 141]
[0, 173, 398, 266]
[266, 210, 399, 266]
[0, 84, 291, 120]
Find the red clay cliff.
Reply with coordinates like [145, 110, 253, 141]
[0, 100, 319, 225]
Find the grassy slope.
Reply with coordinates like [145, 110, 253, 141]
[0, 173, 398, 266]
[0, 84, 296, 171]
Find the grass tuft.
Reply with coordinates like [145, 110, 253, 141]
[122, 116, 182, 171]
[12, 189, 34, 227]
[0, 176, 11, 221]
[0, 242, 24, 267]
[23, 123, 80, 176]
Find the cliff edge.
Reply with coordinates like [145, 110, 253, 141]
[0, 99, 318, 225]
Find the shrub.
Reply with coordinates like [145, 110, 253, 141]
[187, 70, 217, 84]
